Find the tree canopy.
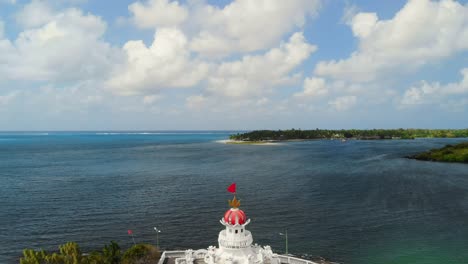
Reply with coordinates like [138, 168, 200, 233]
[230, 129, 468, 141]
[20, 241, 160, 264]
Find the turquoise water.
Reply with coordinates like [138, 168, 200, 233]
[1, 132, 468, 263]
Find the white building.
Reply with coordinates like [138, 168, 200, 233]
[158, 196, 321, 264]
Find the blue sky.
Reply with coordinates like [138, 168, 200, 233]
[0, 0, 467, 130]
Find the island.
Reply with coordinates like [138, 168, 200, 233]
[407, 142, 468, 163]
[229, 129, 468, 142]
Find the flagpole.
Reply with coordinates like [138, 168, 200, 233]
[128, 230, 136, 246]
[279, 229, 288, 255]
[285, 229, 288, 255]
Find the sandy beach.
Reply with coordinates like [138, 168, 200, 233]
[216, 139, 282, 145]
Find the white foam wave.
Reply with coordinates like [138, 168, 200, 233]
[215, 139, 283, 145]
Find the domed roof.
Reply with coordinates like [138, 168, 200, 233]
[224, 208, 247, 225]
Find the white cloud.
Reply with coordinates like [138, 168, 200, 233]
[107, 27, 209, 95]
[206, 32, 316, 98]
[2, 83, 94, 112]
[315, 0, 468, 82]
[349, 12, 377, 38]
[129, 0, 188, 28]
[2, 6, 116, 83]
[186, 94, 207, 110]
[256, 97, 269, 106]
[328, 95, 357, 111]
[294, 77, 328, 98]
[143, 94, 162, 105]
[401, 82, 438, 106]
[400, 68, 468, 106]
[15, 0, 54, 28]
[189, 0, 320, 57]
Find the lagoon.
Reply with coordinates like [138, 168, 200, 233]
[1, 132, 467, 263]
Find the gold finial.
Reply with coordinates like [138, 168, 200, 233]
[228, 195, 241, 208]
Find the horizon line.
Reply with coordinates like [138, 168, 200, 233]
[0, 128, 467, 133]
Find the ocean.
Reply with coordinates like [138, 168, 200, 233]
[1, 132, 468, 264]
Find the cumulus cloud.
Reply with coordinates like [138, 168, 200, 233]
[129, 0, 188, 28]
[143, 95, 162, 105]
[328, 95, 357, 111]
[107, 27, 209, 95]
[206, 32, 316, 98]
[4, 0, 467, 129]
[349, 12, 377, 38]
[2, 4, 116, 83]
[400, 68, 468, 106]
[256, 97, 269, 106]
[294, 77, 328, 98]
[189, 0, 320, 57]
[186, 94, 207, 110]
[315, 0, 468, 82]
[15, 0, 54, 28]
[126, 0, 321, 57]
[0, 82, 115, 130]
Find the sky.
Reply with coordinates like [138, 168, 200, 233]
[0, 0, 467, 130]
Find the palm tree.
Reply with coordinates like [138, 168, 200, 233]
[102, 241, 121, 264]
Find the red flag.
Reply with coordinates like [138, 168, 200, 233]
[227, 183, 236, 193]
[127, 230, 133, 235]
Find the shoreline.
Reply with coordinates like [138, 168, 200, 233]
[406, 142, 468, 163]
[220, 138, 409, 144]
[217, 139, 282, 145]
[229, 129, 468, 142]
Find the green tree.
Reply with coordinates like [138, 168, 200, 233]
[101, 241, 121, 264]
[122, 244, 160, 264]
[59, 242, 83, 264]
[20, 249, 48, 264]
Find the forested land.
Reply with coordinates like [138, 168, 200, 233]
[230, 129, 468, 141]
[407, 142, 468, 163]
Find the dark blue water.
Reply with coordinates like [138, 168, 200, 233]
[1, 132, 468, 264]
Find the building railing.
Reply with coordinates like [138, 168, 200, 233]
[218, 235, 253, 249]
[217, 229, 253, 249]
[276, 254, 318, 264]
[158, 251, 186, 264]
[158, 251, 322, 264]
[218, 230, 252, 240]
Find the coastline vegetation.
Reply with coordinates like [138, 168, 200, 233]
[230, 129, 468, 141]
[226, 140, 273, 145]
[20, 241, 160, 264]
[407, 142, 468, 163]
